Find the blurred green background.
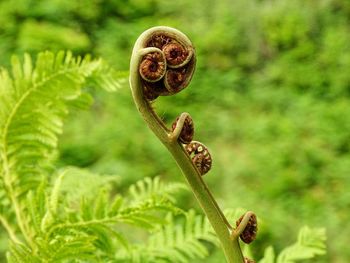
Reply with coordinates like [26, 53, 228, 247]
[1, 0, 349, 262]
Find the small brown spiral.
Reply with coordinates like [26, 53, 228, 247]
[139, 52, 166, 82]
[140, 30, 195, 99]
[164, 68, 186, 93]
[163, 42, 189, 68]
[236, 213, 258, 244]
[171, 115, 194, 144]
[185, 141, 212, 175]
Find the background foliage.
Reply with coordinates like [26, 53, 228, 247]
[0, 0, 349, 262]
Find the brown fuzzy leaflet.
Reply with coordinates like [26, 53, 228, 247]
[171, 115, 194, 144]
[236, 213, 258, 244]
[163, 42, 189, 67]
[185, 141, 212, 176]
[139, 52, 166, 82]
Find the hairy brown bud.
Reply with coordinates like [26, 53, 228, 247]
[163, 42, 189, 68]
[236, 213, 258, 244]
[185, 141, 212, 175]
[172, 115, 194, 144]
[139, 52, 166, 82]
[164, 68, 186, 93]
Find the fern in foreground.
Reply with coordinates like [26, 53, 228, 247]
[6, 169, 191, 262]
[259, 226, 326, 263]
[0, 51, 327, 262]
[0, 51, 224, 262]
[0, 51, 123, 248]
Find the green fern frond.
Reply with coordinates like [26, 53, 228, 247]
[121, 210, 218, 263]
[57, 167, 121, 204]
[128, 176, 187, 205]
[5, 168, 219, 262]
[37, 231, 97, 262]
[6, 242, 41, 263]
[12, 173, 185, 262]
[259, 226, 327, 263]
[0, 50, 124, 255]
[26, 183, 47, 235]
[0, 51, 123, 206]
[276, 226, 326, 263]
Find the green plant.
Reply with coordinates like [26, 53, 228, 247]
[129, 26, 250, 262]
[129, 26, 329, 263]
[0, 0, 345, 260]
[0, 50, 243, 262]
[258, 226, 326, 263]
[0, 48, 328, 262]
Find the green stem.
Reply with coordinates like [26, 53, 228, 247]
[129, 26, 244, 263]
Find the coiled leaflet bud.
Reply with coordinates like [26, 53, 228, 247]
[171, 115, 194, 144]
[185, 141, 212, 175]
[236, 212, 257, 244]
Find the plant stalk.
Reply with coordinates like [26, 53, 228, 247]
[129, 27, 244, 262]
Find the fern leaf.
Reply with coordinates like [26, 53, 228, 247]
[6, 242, 41, 263]
[259, 226, 327, 263]
[33, 174, 187, 262]
[36, 231, 97, 262]
[128, 176, 187, 205]
[125, 210, 218, 263]
[259, 246, 275, 263]
[41, 171, 66, 231]
[0, 51, 124, 259]
[26, 184, 47, 235]
[276, 226, 326, 263]
[0, 51, 123, 208]
[108, 195, 124, 217]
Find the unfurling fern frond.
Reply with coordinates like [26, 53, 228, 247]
[259, 226, 326, 263]
[0, 51, 227, 262]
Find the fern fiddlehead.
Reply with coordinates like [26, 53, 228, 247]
[171, 113, 194, 144]
[233, 211, 258, 244]
[185, 141, 212, 176]
[130, 26, 256, 262]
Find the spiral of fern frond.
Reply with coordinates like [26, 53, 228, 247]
[134, 28, 196, 100]
[130, 26, 248, 262]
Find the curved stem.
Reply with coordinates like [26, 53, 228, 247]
[130, 26, 244, 263]
[171, 116, 233, 230]
[169, 112, 190, 142]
